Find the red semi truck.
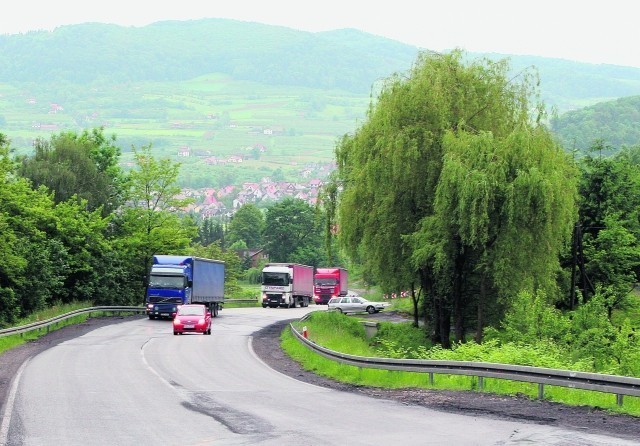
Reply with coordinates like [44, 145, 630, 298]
[313, 267, 348, 305]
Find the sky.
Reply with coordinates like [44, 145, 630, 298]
[2, 0, 639, 68]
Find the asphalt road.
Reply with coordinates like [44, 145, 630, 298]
[2, 307, 639, 446]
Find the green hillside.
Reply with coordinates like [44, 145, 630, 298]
[0, 20, 417, 93]
[0, 74, 369, 187]
[551, 96, 640, 151]
[2, 19, 640, 187]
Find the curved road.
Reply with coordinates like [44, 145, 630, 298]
[2, 307, 638, 446]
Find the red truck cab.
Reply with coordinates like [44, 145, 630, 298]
[313, 267, 348, 305]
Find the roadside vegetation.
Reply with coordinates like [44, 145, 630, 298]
[287, 310, 640, 416]
[0, 301, 94, 355]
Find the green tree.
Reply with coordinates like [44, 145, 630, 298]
[569, 143, 640, 309]
[114, 145, 196, 303]
[17, 128, 124, 216]
[420, 126, 577, 343]
[226, 203, 265, 248]
[333, 50, 578, 347]
[195, 217, 224, 246]
[48, 199, 112, 304]
[0, 138, 70, 321]
[0, 135, 24, 324]
[263, 198, 324, 265]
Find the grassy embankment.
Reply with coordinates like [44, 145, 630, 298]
[284, 295, 640, 417]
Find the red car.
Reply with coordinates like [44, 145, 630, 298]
[172, 304, 212, 335]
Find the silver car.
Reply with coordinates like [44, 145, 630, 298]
[327, 296, 388, 314]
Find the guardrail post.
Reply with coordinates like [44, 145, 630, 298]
[538, 383, 544, 400]
[429, 372, 434, 386]
[478, 376, 484, 391]
[617, 394, 624, 406]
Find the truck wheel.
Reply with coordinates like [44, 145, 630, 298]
[148, 315, 155, 320]
[213, 305, 219, 317]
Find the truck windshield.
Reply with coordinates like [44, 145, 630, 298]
[315, 278, 337, 286]
[262, 272, 289, 286]
[148, 275, 185, 289]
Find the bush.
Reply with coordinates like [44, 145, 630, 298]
[373, 321, 428, 352]
[244, 267, 262, 284]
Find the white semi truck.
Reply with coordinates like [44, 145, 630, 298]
[260, 263, 314, 308]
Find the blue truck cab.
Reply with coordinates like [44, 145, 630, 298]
[145, 255, 225, 319]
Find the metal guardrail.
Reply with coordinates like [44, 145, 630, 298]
[290, 324, 640, 406]
[0, 300, 259, 339]
[225, 298, 259, 303]
[0, 306, 146, 338]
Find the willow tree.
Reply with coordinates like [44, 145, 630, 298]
[413, 127, 577, 344]
[333, 50, 578, 347]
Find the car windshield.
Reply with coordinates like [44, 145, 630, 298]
[179, 306, 204, 316]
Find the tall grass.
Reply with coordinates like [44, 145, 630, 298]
[287, 311, 640, 416]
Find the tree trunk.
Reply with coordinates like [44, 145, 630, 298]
[569, 223, 579, 310]
[411, 287, 419, 328]
[440, 305, 452, 349]
[453, 246, 465, 344]
[475, 276, 485, 344]
[419, 268, 439, 345]
[431, 295, 442, 345]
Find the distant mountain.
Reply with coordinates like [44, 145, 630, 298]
[0, 19, 417, 94]
[2, 19, 640, 111]
[475, 53, 640, 113]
